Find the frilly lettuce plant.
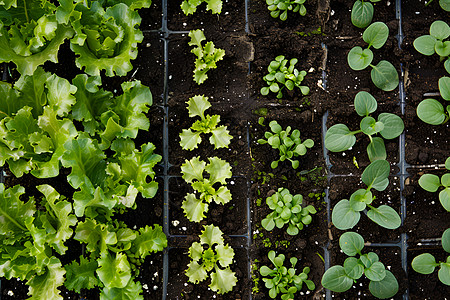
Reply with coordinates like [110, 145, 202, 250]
[331, 159, 401, 230]
[414, 20, 450, 74]
[0, 67, 78, 178]
[0, 184, 77, 299]
[418, 156, 450, 212]
[257, 120, 314, 169]
[186, 224, 237, 294]
[181, 156, 232, 222]
[0, 0, 75, 76]
[188, 29, 225, 84]
[59, 0, 144, 76]
[179, 95, 232, 150]
[261, 187, 316, 235]
[260, 250, 315, 299]
[412, 227, 450, 286]
[347, 22, 399, 91]
[260, 55, 309, 99]
[181, 0, 222, 15]
[416, 76, 450, 125]
[325, 91, 404, 162]
[322, 232, 399, 299]
[70, 218, 167, 298]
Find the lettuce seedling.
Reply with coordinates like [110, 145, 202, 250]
[260, 55, 309, 99]
[258, 120, 314, 169]
[261, 187, 316, 235]
[181, 156, 232, 222]
[186, 224, 237, 294]
[412, 227, 450, 286]
[181, 0, 222, 15]
[351, 0, 381, 28]
[325, 91, 404, 162]
[331, 159, 401, 230]
[265, 0, 307, 21]
[322, 232, 399, 299]
[188, 29, 225, 84]
[347, 22, 399, 91]
[417, 76, 450, 125]
[418, 156, 450, 212]
[260, 250, 315, 299]
[179, 95, 232, 150]
[414, 20, 450, 74]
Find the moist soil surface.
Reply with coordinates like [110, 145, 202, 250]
[1, 0, 449, 300]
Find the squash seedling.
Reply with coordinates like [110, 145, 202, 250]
[181, 156, 232, 222]
[260, 55, 309, 99]
[417, 76, 450, 125]
[424, 0, 450, 11]
[261, 187, 317, 235]
[414, 20, 450, 74]
[186, 225, 237, 294]
[351, 0, 381, 28]
[179, 95, 232, 150]
[418, 156, 450, 212]
[347, 22, 399, 91]
[412, 227, 450, 286]
[260, 250, 315, 299]
[322, 232, 399, 299]
[257, 120, 314, 169]
[331, 160, 402, 230]
[188, 29, 225, 84]
[181, 0, 223, 15]
[265, 0, 307, 21]
[325, 91, 404, 162]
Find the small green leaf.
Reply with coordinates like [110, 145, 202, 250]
[367, 137, 387, 162]
[363, 22, 389, 49]
[367, 205, 401, 229]
[348, 46, 373, 70]
[351, 1, 374, 28]
[365, 261, 387, 281]
[321, 265, 353, 292]
[441, 228, 450, 253]
[368, 270, 399, 299]
[325, 124, 356, 152]
[332, 200, 360, 230]
[438, 263, 450, 285]
[370, 60, 399, 91]
[439, 76, 450, 101]
[419, 174, 441, 192]
[339, 232, 364, 256]
[378, 113, 404, 139]
[417, 99, 447, 125]
[343, 257, 364, 279]
[354, 91, 377, 116]
[430, 20, 450, 40]
[412, 253, 439, 274]
[414, 35, 437, 56]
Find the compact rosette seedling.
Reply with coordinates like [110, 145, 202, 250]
[418, 157, 450, 211]
[347, 22, 399, 91]
[181, 156, 232, 222]
[188, 29, 225, 84]
[260, 55, 310, 99]
[179, 95, 233, 150]
[265, 0, 307, 21]
[350, 0, 381, 28]
[325, 91, 404, 162]
[186, 224, 237, 294]
[257, 120, 314, 169]
[414, 20, 450, 74]
[259, 250, 315, 299]
[416, 76, 450, 125]
[181, 0, 223, 15]
[322, 232, 399, 299]
[331, 159, 401, 230]
[261, 187, 316, 235]
[412, 227, 450, 285]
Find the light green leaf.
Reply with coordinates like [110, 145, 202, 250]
[439, 76, 450, 101]
[351, 1, 374, 28]
[64, 256, 99, 293]
[27, 257, 66, 300]
[321, 265, 353, 292]
[180, 128, 202, 150]
[367, 137, 387, 162]
[200, 224, 224, 246]
[370, 60, 399, 91]
[412, 253, 438, 274]
[363, 22, 389, 49]
[361, 159, 390, 191]
[97, 252, 131, 289]
[325, 124, 356, 152]
[205, 156, 232, 185]
[210, 266, 237, 294]
[367, 205, 401, 229]
[332, 200, 360, 230]
[339, 232, 364, 256]
[368, 270, 399, 299]
[438, 262, 450, 285]
[210, 126, 232, 149]
[343, 257, 364, 279]
[347, 46, 373, 70]
[354, 91, 377, 116]
[419, 174, 441, 192]
[378, 113, 404, 139]
[132, 225, 167, 258]
[100, 279, 144, 300]
[430, 20, 450, 40]
[182, 193, 207, 222]
[414, 35, 437, 56]
[181, 156, 206, 183]
[417, 99, 447, 125]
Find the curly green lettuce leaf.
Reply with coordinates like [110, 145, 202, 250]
[74, 218, 118, 256]
[131, 224, 167, 258]
[26, 257, 66, 300]
[97, 252, 131, 289]
[65, 256, 99, 293]
[0, 184, 34, 244]
[70, 2, 143, 76]
[100, 278, 144, 300]
[36, 184, 77, 255]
